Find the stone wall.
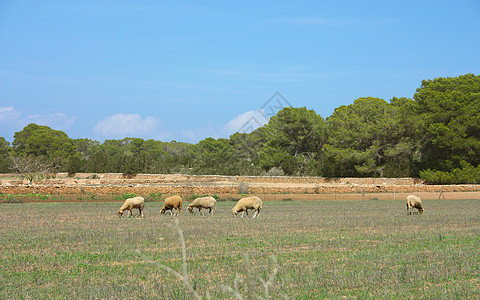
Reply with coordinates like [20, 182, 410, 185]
[1, 173, 479, 197]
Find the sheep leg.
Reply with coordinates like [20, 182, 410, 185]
[209, 207, 213, 215]
[128, 209, 132, 217]
[139, 207, 143, 217]
[253, 209, 259, 218]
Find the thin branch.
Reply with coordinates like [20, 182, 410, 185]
[137, 219, 202, 300]
[257, 256, 279, 299]
[223, 254, 282, 300]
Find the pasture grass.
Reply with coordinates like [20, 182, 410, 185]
[0, 199, 479, 299]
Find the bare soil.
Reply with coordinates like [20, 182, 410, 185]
[1, 173, 479, 202]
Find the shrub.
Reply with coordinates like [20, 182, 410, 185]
[122, 193, 137, 200]
[189, 193, 208, 200]
[420, 161, 480, 184]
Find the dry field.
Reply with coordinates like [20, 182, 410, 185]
[1, 198, 479, 299]
[2, 173, 480, 203]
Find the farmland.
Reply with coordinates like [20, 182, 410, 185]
[1, 198, 479, 299]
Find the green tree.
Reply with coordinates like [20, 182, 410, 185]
[191, 138, 239, 175]
[85, 148, 110, 173]
[229, 128, 267, 175]
[258, 107, 327, 175]
[412, 73, 480, 171]
[66, 154, 86, 176]
[0, 137, 11, 172]
[157, 141, 194, 174]
[74, 138, 100, 159]
[323, 97, 417, 177]
[12, 124, 77, 171]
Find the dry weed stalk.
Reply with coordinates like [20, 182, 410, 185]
[222, 253, 287, 300]
[137, 218, 203, 299]
[138, 219, 286, 299]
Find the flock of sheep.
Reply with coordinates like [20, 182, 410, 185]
[117, 195, 263, 218]
[118, 193, 425, 218]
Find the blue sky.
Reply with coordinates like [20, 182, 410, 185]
[1, 1, 479, 143]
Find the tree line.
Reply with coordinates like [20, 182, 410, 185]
[1, 74, 479, 184]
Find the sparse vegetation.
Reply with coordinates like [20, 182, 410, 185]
[1, 199, 479, 298]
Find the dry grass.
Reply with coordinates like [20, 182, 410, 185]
[1, 198, 479, 299]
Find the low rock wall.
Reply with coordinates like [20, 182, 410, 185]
[1, 173, 479, 197]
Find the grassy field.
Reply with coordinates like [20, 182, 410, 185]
[1, 199, 479, 299]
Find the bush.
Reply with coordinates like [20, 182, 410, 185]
[189, 193, 210, 200]
[122, 193, 137, 200]
[419, 161, 480, 184]
[266, 167, 285, 176]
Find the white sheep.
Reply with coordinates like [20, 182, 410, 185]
[406, 195, 424, 215]
[118, 196, 145, 218]
[187, 196, 217, 215]
[160, 195, 183, 216]
[232, 196, 263, 218]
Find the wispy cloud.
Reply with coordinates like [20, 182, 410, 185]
[169, 110, 270, 144]
[178, 126, 221, 143]
[23, 113, 77, 130]
[94, 113, 165, 140]
[223, 110, 269, 135]
[0, 106, 21, 123]
[0, 106, 77, 139]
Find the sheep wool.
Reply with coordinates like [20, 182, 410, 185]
[118, 196, 145, 218]
[187, 196, 217, 215]
[406, 195, 424, 215]
[232, 196, 263, 218]
[160, 195, 183, 216]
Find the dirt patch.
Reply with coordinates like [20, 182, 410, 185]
[1, 173, 479, 201]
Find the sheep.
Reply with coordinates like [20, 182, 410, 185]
[160, 195, 183, 216]
[406, 195, 424, 215]
[232, 196, 263, 218]
[187, 196, 217, 215]
[118, 196, 145, 218]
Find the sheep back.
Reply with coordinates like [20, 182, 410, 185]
[118, 196, 145, 217]
[188, 196, 216, 209]
[406, 195, 424, 214]
[232, 196, 263, 217]
[187, 196, 217, 214]
[161, 195, 183, 214]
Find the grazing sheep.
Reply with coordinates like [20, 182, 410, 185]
[406, 195, 424, 215]
[118, 196, 145, 218]
[232, 196, 263, 218]
[187, 196, 217, 215]
[160, 195, 183, 216]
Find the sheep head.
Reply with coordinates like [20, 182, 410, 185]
[118, 210, 124, 217]
[187, 206, 194, 213]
